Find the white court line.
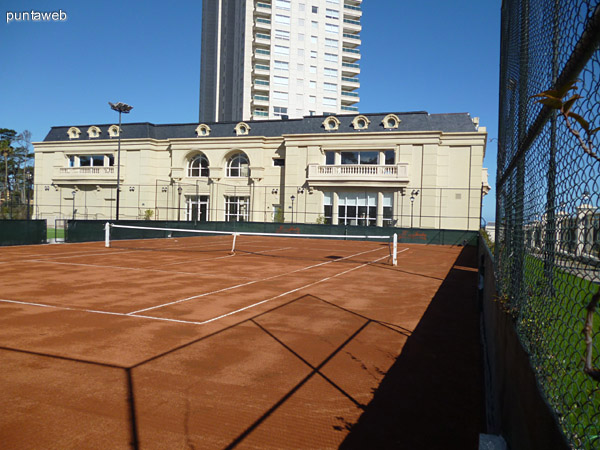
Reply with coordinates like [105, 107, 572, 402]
[127, 245, 393, 315]
[0, 248, 408, 327]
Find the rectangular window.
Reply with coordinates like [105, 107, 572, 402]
[325, 9, 339, 19]
[297, 78, 304, 87]
[187, 195, 210, 222]
[298, 18, 304, 26]
[341, 151, 378, 165]
[274, 45, 289, 55]
[326, 0, 339, 4]
[297, 48, 304, 57]
[299, 3, 305, 11]
[325, 152, 335, 165]
[309, 80, 317, 89]
[324, 82, 337, 91]
[312, 20, 318, 29]
[309, 95, 316, 103]
[311, 35, 318, 44]
[310, 65, 317, 74]
[384, 150, 395, 165]
[273, 106, 288, 117]
[275, 14, 290, 25]
[324, 67, 338, 77]
[68, 155, 75, 167]
[383, 193, 394, 227]
[273, 91, 289, 100]
[297, 63, 304, 71]
[108, 155, 115, 166]
[298, 33, 305, 41]
[275, 0, 291, 10]
[274, 60, 289, 71]
[91, 155, 104, 167]
[312, 6, 318, 13]
[225, 196, 249, 222]
[273, 157, 285, 166]
[274, 75, 289, 85]
[323, 97, 336, 107]
[324, 52, 338, 62]
[338, 192, 377, 226]
[311, 50, 317, 58]
[79, 155, 91, 167]
[275, 29, 290, 40]
[325, 23, 339, 33]
[323, 192, 332, 225]
[325, 38, 338, 48]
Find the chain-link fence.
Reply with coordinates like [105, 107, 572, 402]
[32, 181, 485, 231]
[497, 1, 600, 447]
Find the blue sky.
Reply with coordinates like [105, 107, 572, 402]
[1, 0, 500, 222]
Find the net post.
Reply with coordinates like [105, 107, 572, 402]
[392, 233, 398, 266]
[105, 222, 111, 248]
[231, 232, 238, 253]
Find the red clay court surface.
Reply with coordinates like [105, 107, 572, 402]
[0, 235, 484, 449]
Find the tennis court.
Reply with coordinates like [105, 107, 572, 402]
[0, 228, 483, 449]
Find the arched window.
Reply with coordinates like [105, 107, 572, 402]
[227, 153, 250, 177]
[188, 154, 209, 177]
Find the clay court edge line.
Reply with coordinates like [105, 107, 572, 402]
[127, 245, 395, 315]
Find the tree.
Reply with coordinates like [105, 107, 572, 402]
[0, 128, 34, 218]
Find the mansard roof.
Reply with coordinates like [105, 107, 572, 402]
[43, 111, 478, 142]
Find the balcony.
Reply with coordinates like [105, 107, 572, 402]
[343, 18, 361, 33]
[54, 166, 119, 184]
[255, 17, 271, 31]
[308, 164, 408, 186]
[253, 79, 270, 91]
[341, 91, 360, 104]
[341, 76, 360, 89]
[342, 61, 360, 76]
[255, 48, 270, 62]
[253, 94, 270, 106]
[343, 32, 361, 47]
[255, 33, 271, 44]
[254, 64, 270, 75]
[343, 4, 362, 17]
[342, 47, 361, 61]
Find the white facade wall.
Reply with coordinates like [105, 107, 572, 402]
[33, 117, 489, 231]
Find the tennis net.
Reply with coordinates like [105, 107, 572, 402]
[104, 222, 399, 266]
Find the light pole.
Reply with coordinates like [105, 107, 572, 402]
[177, 186, 182, 221]
[410, 189, 419, 228]
[72, 190, 76, 220]
[26, 172, 32, 220]
[290, 195, 295, 223]
[109, 102, 133, 221]
[410, 195, 415, 228]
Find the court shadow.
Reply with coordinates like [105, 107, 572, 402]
[339, 245, 484, 450]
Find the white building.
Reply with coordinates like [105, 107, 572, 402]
[33, 112, 490, 231]
[200, 0, 361, 122]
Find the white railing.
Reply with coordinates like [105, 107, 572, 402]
[307, 163, 409, 182]
[59, 167, 115, 175]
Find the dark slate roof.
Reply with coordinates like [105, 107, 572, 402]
[43, 112, 478, 142]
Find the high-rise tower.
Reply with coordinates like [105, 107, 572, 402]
[200, 0, 362, 122]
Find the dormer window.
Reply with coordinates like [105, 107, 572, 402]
[352, 115, 370, 130]
[67, 127, 81, 139]
[382, 114, 400, 129]
[108, 125, 120, 138]
[234, 122, 250, 136]
[196, 124, 211, 137]
[87, 126, 101, 138]
[322, 115, 340, 131]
